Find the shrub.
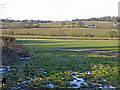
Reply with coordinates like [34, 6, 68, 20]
[85, 34, 91, 37]
[2, 36, 29, 65]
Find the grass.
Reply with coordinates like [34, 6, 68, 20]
[15, 39, 118, 58]
[3, 35, 119, 40]
[2, 39, 119, 89]
[3, 50, 119, 88]
[15, 39, 118, 49]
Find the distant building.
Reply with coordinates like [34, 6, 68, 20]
[113, 22, 118, 29]
[88, 25, 96, 28]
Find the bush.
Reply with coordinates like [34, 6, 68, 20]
[85, 34, 91, 37]
[105, 31, 118, 37]
[2, 36, 29, 65]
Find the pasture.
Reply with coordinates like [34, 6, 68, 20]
[3, 35, 119, 40]
[2, 39, 119, 89]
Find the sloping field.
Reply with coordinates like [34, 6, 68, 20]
[2, 28, 118, 37]
[82, 21, 114, 29]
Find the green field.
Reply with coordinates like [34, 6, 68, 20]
[2, 39, 119, 89]
[3, 35, 118, 40]
[15, 39, 118, 50]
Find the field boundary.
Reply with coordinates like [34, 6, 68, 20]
[16, 37, 119, 41]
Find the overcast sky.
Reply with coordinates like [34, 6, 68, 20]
[0, 0, 119, 21]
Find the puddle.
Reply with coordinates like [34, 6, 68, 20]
[17, 77, 34, 87]
[37, 71, 116, 89]
[20, 57, 31, 62]
[67, 71, 116, 89]
[0, 65, 14, 74]
[0, 57, 31, 74]
[20, 57, 30, 60]
[47, 84, 54, 88]
[9, 87, 21, 90]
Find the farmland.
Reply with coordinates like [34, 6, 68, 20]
[2, 20, 115, 29]
[39, 21, 114, 29]
[2, 27, 119, 38]
[1, 20, 119, 89]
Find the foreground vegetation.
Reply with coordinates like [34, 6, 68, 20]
[3, 50, 119, 89]
[2, 39, 119, 89]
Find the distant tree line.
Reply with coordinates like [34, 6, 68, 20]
[1, 16, 119, 23]
[1, 19, 52, 23]
[72, 16, 118, 22]
[1, 16, 120, 29]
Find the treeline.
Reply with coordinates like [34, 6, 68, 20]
[72, 16, 118, 22]
[1, 19, 52, 23]
[1, 16, 119, 22]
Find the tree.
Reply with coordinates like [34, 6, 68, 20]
[71, 22, 76, 27]
[27, 21, 33, 28]
[105, 31, 118, 40]
[61, 22, 66, 27]
[36, 23, 41, 28]
[117, 17, 120, 22]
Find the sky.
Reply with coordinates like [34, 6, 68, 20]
[0, 0, 120, 21]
